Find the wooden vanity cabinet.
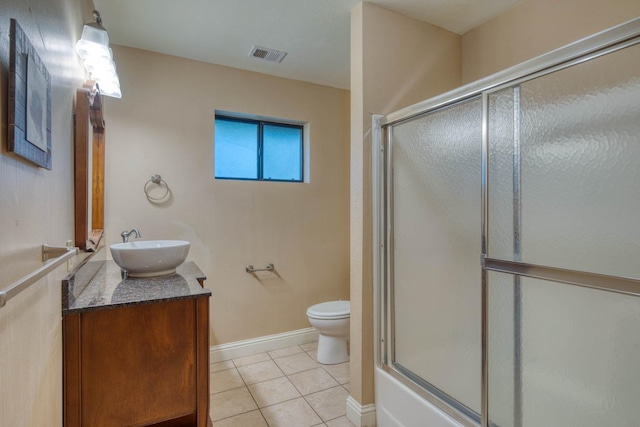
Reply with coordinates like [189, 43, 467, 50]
[63, 295, 210, 427]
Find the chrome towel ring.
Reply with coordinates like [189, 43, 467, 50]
[144, 174, 171, 202]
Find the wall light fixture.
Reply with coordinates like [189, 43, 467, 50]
[76, 10, 121, 98]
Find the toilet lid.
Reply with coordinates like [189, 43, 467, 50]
[307, 300, 350, 319]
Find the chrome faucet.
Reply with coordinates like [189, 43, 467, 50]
[121, 228, 142, 243]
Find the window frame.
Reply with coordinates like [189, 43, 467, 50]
[214, 115, 304, 182]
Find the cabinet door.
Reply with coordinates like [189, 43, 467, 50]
[80, 299, 196, 426]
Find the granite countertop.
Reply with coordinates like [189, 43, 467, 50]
[62, 261, 211, 315]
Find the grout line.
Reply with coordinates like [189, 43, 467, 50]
[319, 365, 339, 382]
[325, 414, 351, 422]
[211, 408, 255, 424]
[258, 394, 304, 410]
[210, 384, 246, 396]
[259, 409, 271, 426]
[209, 366, 245, 395]
[302, 393, 326, 424]
[240, 373, 286, 388]
[288, 376, 305, 396]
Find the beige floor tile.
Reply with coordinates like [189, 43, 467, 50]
[211, 360, 235, 373]
[321, 362, 350, 384]
[305, 386, 349, 422]
[268, 345, 303, 359]
[248, 376, 301, 407]
[274, 352, 318, 375]
[210, 368, 245, 394]
[213, 410, 268, 427]
[300, 341, 318, 352]
[237, 360, 284, 385]
[326, 416, 356, 427]
[260, 397, 323, 427]
[210, 387, 257, 421]
[210, 344, 351, 426]
[342, 383, 350, 392]
[288, 368, 339, 396]
[233, 352, 270, 367]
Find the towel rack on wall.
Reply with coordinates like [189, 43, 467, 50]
[245, 264, 275, 273]
[0, 245, 78, 309]
[144, 174, 171, 203]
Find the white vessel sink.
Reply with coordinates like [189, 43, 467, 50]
[110, 240, 190, 277]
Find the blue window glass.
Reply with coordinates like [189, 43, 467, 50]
[263, 124, 302, 181]
[214, 119, 259, 179]
[214, 115, 303, 182]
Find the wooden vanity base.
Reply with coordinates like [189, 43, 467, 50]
[63, 297, 210, 426]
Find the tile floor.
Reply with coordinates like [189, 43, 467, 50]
[210, 341, 355, 427]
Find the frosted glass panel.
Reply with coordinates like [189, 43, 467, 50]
[488, 44, 640, 278]
[488, 272, 640, 427]
[488, 88, 515, 259]
[391, 97, 482, 413]
[487, 272, 516, 427]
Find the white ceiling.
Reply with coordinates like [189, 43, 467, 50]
[93, 0, 524, 90]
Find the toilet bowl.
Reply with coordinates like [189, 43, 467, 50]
[306, 300, 350, 365]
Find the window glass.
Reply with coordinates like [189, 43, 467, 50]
[214, 115, 303, 182]
[214, 119, 259, 179]
[263, 124, 302, 181]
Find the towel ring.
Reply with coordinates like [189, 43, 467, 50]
[144, 174, 171, 202]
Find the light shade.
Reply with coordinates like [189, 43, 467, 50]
[76, 11, 121, 98]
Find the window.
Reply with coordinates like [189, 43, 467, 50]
[214, 115, 303, 182]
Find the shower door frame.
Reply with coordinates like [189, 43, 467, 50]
[373, 17, 640, 427]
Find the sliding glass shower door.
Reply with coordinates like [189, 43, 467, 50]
[378, 18, 640, 427]
[486, 41, 640, 427]
[388, 98, 483, 420]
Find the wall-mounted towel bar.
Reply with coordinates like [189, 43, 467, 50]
[42, 243, 73, 261]
[0, 245, 78, 309]
[246, 263, 274, 273]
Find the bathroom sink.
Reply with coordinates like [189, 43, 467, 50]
[110, 240, 190, 277]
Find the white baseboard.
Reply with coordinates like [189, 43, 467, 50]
[347, 395, 377, 427]
[210, 327, 319, 363]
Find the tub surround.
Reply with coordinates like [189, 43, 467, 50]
[62, 260, 211, 426]
[62, 261, 210, 314]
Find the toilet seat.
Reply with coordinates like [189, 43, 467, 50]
[307, 300, 350, 320]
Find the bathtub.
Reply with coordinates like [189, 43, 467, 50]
[375, 366, 464, 427]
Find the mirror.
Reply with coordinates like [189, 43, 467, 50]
[74, 81, 105, 251]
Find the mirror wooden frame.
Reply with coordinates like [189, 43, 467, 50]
[74, 81, 105, 251]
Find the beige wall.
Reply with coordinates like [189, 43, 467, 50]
[462, 0, 640, 83]
[103, 46, 350, 345]
[350, 2, 461, 406]
[0, 0, 93, 425]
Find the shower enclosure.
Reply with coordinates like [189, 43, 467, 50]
[373, 18, 640, 427]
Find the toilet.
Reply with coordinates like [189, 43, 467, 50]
[306, 300, 350, 365]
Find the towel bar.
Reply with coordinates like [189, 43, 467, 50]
[245, 263, 274, 273]
[0, 245, 78, 309]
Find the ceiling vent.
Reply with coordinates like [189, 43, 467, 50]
[249, 45, 287, 63]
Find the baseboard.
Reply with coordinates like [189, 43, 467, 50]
[347, 395, 377, 427]
[210, 327, 319, 363]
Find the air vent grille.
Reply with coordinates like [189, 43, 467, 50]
[249, 45, 287, 63]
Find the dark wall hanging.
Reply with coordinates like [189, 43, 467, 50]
[8, 18, 52, 169]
